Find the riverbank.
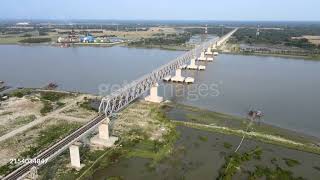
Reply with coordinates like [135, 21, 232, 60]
[224, 51, 320, 61]
[126, 44, 192, 51]
[35, 100, 320, 179]
[222, 43, 320, 61]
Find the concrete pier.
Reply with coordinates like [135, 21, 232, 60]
[205, 47, 213, 55]
[187, 58, 198, 70]
[69, 142, 84, 170]
[145, 83, 163, 103]
[170, 68, 195, 83]
[197, 52, 207, 61]
[25, 167, 38, 180]
[171, 68, 185, 82]
[90, 118, 118, 147]
[187, 58, 206, 70]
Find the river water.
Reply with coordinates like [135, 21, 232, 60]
[0, 45, 319, 137]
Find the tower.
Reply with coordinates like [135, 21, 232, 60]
[205, 24, 208, 34]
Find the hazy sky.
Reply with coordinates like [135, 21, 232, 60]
[1, 0, 319, 21]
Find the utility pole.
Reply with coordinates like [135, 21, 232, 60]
[221, 25, 224, 36]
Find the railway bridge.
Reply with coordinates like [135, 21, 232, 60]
[3, 28, 238, 180]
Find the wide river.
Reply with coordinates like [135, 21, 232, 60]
[0, 45, 319, 138]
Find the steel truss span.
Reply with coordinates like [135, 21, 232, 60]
[99, 28, 237, 116]
[3, 28, 237, 180]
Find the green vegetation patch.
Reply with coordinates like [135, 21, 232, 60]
[198, 135, 208, 142]
[217, 147, 305, 180]
[283, 158, 300, 167]
[313, 166, 320, 172]
[40, 100, 54, 115]
[10, 88, 32, 98]
[233, 27, 320, 49]
[217, 147, 263, 179]
[78, 99, 98, 112]
[125, 125, 179, 166]
[40, 91, 68, 102]
[14, 115, 36, 126]
[223, 142, 233, 149]
[37, 102, 178, 179]
[39, 92, 70, 115]
[19, 37, 51, 43]
[129, 33, 191, 46]
[20, 122, 82, 158]
[167, 103, 319, 154]
[248, 166, 305, 180]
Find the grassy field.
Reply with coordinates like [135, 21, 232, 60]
[0, 34, 58, 44]
[165, 103, 320, 154]
[0, 121, 82, 176]
[0, 36, 25, 44]
[37, 101, 178, 179]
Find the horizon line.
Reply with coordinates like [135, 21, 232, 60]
[0, 18, 320, 23]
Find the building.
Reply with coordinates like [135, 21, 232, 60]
[80, 34, 95, 43]
[16, 22, 30, 26]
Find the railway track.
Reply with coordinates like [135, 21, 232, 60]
[3, 115, 105, 180]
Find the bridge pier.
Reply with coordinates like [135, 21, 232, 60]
[90, 118, 118, 147]
[69, 142, 84, 170]
[171, 68, 185, 82]
[205, 47, 213, 56]
[205, 47, 214, 61]
[171, 68, 194, 83]
[145, 83, 163, 103]
[24, 167, 38, 180]
[187, 58, 198, 70]
[197, 52, 207, 61]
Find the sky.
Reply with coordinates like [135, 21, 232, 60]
[0, 0, 319, 21]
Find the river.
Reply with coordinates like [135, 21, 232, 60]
[0, 45, 319, 137]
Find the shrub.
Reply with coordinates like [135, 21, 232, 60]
[19, 37, 51, 43]
[40, 101, 53, 115]
[40, 92, 67, 102]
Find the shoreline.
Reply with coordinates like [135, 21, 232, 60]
[222, 43, 320, 61]
[165, 103, 320, 154]
[223, 51, 320, 61]
[2, 42, 318, 60]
